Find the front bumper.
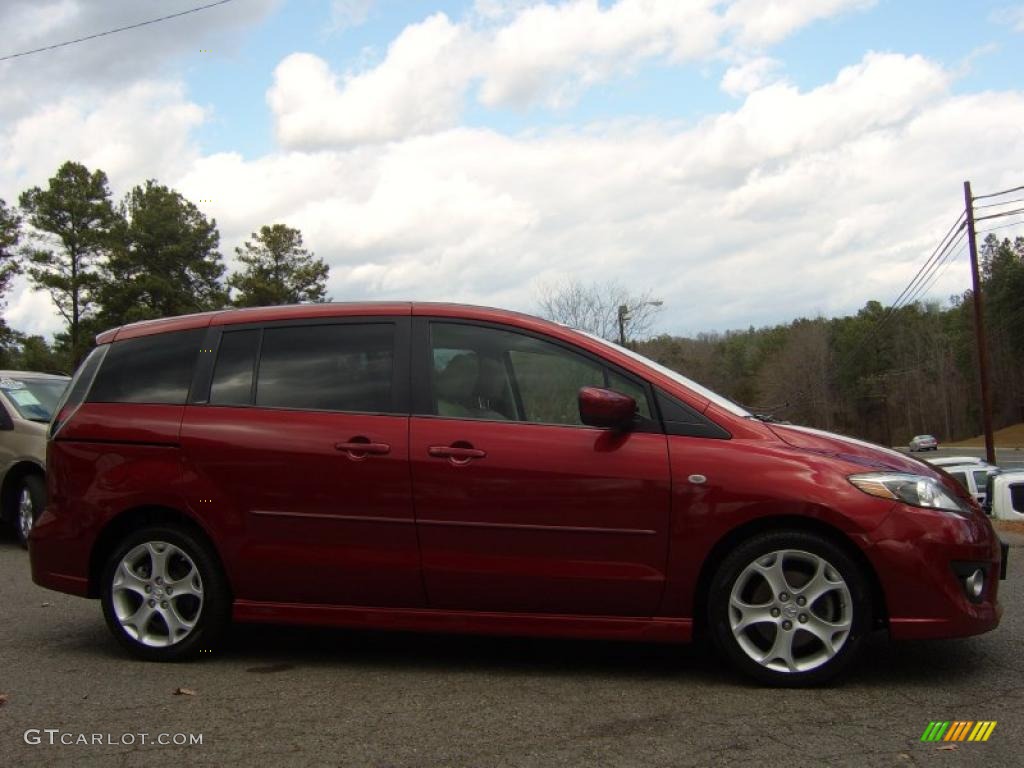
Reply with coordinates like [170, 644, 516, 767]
[865, 505, 1004, 641]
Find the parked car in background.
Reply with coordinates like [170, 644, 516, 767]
[984, 470, 1024, 522]
[925, 456, 990, 468]
[0, 371, 70, 546]
[944, 463, 1000, 507]
[909, 434, 938, 452]
[29, 304, 1006, 686]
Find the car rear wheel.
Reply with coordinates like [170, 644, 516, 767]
[15, 475, 46, 549]
[708, 530, 872, 686]
[100, 525, 230, 661]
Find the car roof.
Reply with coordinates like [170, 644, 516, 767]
[926, 456, 989, 466]
[942, 463, 998, 473]
[94, 302, 570, 343]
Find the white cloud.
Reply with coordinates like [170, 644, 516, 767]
[721, 56, 782, 96]
[4, 3, 1024, 341]
[0, 81, 205, 201]
[269, 14, 468, 148]
[329, 0, 375, 32]
[476, 0, 724, 109]
[991, 5, 1024, 32]
[0, 0, 279, 122]
[724, 0, 877, 47]
[268, 0, 876, 148]
[165, 53, 1024, 337]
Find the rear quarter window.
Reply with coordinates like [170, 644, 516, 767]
[88, 329, 205, 404]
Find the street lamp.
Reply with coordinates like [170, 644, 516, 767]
[618, 300, 663, 346]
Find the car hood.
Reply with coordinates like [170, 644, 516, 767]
[765, 423, 936, 475]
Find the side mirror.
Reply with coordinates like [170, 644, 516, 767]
[578, 387, 636, 430]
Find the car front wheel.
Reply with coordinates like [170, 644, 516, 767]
[708, 530, 872, 686]
[100, 525, 230, 661]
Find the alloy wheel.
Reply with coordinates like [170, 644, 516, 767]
[110, 541, 204, 648]
[728, 549, 853, 674]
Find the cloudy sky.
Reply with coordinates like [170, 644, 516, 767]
[2, 0, 1024, 339]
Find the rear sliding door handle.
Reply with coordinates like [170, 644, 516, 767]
[335, 439, 391, 460]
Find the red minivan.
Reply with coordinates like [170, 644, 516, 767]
[30, 303, 1006, 685]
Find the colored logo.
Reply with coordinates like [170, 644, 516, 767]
[921, 721, 996, 742]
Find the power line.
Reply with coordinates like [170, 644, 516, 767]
[880, 213, 964, 314]
[975, 206, 1024, 223]
[838, 213, 967, 365]
[0, 0, 235, 62]
[872, 214, 966, 332]
[972, 183, 1024, 201]
[976, 216, 1024, 236]
[907, 237, 967, 306]
[974, 196, 1024, 210]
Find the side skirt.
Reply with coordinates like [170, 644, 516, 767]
[233, 600, 692, 643]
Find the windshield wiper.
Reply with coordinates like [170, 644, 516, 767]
[744, 401, 790, 423]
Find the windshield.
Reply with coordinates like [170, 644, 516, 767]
[576, 331, 752, 417]
[0, 376, 70, 422]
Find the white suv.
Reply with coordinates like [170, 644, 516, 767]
[984, 471, 1024, 521]
[943, 462, 1000, 507]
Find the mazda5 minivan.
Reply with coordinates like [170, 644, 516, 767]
[30, 303, 1006, 685]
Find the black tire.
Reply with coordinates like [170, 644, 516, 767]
[707, 530, 872, 686]
[16, 474, 46, 549]
[100, 524, 230, 662]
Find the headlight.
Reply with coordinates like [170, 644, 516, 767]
[848, 473, 972, 516]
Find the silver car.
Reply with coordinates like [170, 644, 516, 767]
[0, 371, 70, 547]
[908, 434, 938, 452]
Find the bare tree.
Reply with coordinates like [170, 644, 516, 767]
[535, 278, 663, 343]
[756, 319, 835, 428]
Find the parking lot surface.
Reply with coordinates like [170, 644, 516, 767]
[1, 533, 1021, 768]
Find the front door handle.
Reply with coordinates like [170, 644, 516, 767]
[335, 438, 391, 461]
[428, 444, 487, 465]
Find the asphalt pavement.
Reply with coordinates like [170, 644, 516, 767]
[1, 531, 1021, 768]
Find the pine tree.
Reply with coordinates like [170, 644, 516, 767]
[228, 224, 330, 307]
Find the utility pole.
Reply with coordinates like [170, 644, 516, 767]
[617, 300, 663, 347]
[963, 180, 997, 465]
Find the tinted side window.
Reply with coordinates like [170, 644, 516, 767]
[949, 471, 967, 489]
[1010, 483, 1024, 513]
[256, 323, 394, 413]
[972, 470, 991, 493]
[508, 348, 604, 425]
[429, 323, 653, 427]
[89, 329, 204, 404]
[607, 370, 652, 420]
[210, 330, 259, 405]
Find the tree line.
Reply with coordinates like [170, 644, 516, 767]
[0, 160, 331, 371]
[3, 160, 1022, 446]
[539, 237, 1024, 445]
